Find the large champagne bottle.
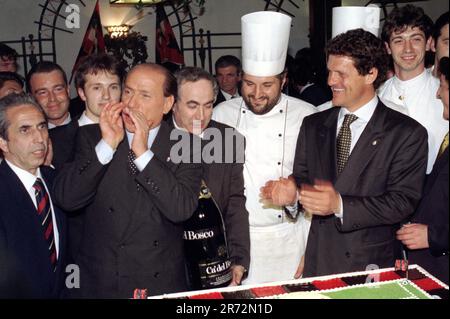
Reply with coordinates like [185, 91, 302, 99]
[183, 180, 232, 290]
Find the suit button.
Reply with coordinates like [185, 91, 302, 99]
[108, 207, 114, 213]
[345, 252, 351, 258]
[153, 240, 159, 247]
[278, 162, 281, 165]
[146, 178, 151, 185]
[154, 272, 160, 278]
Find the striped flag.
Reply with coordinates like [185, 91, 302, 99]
[155, 5, 184, 71]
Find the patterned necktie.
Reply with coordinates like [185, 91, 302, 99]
[336, 114, 359, 175]
[438, 132, 449, 158]
[128, 149, 138, 176]
[33, 178, 57, 271]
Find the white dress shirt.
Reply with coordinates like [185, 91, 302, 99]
[77, 112, 96, 127]
[5, 160, 60, 257]
[334, 96, 378, 221]
[378, 70, 448, 173]
[48, 114, 71, 129]
[95, 126, 160, 171]
[221, 89, 240, 101]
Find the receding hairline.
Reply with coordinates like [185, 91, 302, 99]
[128, 63, 166, 78]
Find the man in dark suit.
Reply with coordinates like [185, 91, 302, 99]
[0, 93, 67, 298]
[171, 66, 250, 286]
[49, 55, 125, 270]
[53, 63, 202, 298]
[261, 29, 428, 277]
[397, 57, 449, 284]
[214, 55, 242, 107]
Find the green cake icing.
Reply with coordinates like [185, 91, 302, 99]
[321, 280, 432, 299]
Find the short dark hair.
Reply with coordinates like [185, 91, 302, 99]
[433, 12, 449, 42]
[0, 92, 45, 140]
[175, 66, 219, 100]
[327, 28, 389, 89]
[382, 5, 434, 44]
[74, 53, 125, 89]
[438, 57, 449, 82]
[0, 43, 18, 60]
[0, 72, 24, 90]
[215, 55, 241, 73]
[26, 61, 68, 93]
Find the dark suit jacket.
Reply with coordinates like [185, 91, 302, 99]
[213, 87, 241, 107]
[409, 147, 449, 284]
[49, 119, 87, 266]
[298, 84, 332, 107]
[294, 101, 428, 277]
[214, 90, 227, 107]
[53, 121, 202, 298]
[167, 118, 250, 271]
[0, 161, 67, 298]
[49, 119, 80, 170]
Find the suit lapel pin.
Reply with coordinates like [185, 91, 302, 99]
[372, 140, 378, 146]
[166, 157, 171, 162]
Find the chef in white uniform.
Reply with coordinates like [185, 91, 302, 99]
[378, 5, 448, 174]
[212, 11, 316, 285]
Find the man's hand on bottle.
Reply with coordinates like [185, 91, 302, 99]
[228, 265, 246, 286]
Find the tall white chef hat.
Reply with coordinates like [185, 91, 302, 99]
[241, 11, 292, 77]
[332, 6, 381, 38]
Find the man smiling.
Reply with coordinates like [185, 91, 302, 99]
[379, 5, 448, 174]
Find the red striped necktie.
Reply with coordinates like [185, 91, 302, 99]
[33, 178, 57, 271]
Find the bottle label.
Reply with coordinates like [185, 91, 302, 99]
[198, 259, 232, 288]
[183, 229, 215, 240]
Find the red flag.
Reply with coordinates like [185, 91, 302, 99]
[70, 0, 105, 83]
[155, 5, 184, 69]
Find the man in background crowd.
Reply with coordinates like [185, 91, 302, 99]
[0, 44, 18, 73]
[214, 55, 242, 106]
[27, 61, 72, 129]
[430, 11, 449, 77]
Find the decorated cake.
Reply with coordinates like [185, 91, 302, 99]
[148, 265, 448, 299]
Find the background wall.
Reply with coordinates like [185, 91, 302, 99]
[0, 0, 447, 95]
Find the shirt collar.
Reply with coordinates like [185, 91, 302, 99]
[172, 116, 205, 139]
[48, 113, 71, 129]
[221, 89, 239, 100]
[338, 95, 378, 124]
[125, 124, 161, 149]
[393, 69, 428, 91]
[5, 159, 43, 191]
[78, 111, 96, 127]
